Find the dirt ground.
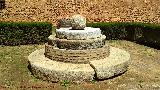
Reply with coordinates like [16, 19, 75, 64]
[0, 40, 160, 90]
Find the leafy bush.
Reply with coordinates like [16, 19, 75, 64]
[87, 22, 128, 40]
[0, 22, 52, 45]
[87, 22, 160, 46]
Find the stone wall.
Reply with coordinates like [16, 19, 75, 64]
[0, 0, 160, 25]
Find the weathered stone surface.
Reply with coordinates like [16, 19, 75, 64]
[28, 47, 131, 82]
[56, 27, 101, 40]
[57, 18, 72, 28]
[48, 35, 106, 50]
[28, 49, 95, 83]
[71, 14, 86, 30]
[90, 47, 131, 79]
[44, 43, 110, 64]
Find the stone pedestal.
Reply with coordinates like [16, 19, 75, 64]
[28, 18, 131, 83]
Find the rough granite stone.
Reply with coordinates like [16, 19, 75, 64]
[71, 14, 86, 30]
[28, 47, 130, 82]
[56, 27, 102, 40]
[28, 49, 95, 83]
[90, 47, 131, 80]
[57, 18, 72, 28]
[48, 35, 106, 50]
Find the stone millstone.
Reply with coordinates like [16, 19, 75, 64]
[71, 14, 86, 30]
[28, 49, 95, 83]
[57, 18, 72, 28]
[28, 46, 130, 83]
[56, 27, 101, 40]
[48, 35, 106, 50]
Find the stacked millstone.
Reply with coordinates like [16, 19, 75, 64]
[28, 15, 130, 83]
[47, 15, 110, 64]
[46, 27, 109, 64]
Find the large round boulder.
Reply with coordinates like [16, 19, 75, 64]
[71, 15, 86, 30]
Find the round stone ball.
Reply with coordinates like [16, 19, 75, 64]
[71, 14, 86, 30]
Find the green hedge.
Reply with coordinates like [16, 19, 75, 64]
[0, 22, 52, 45]
[87, 22, 160, 46]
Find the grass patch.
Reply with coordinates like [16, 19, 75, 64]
[0, 40, 160, 90]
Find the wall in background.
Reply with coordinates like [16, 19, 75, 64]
[0, 0, 160, 25]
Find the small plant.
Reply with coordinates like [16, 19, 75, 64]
[138, 80, 144, 88]
[91, 79, 97, 84]
[61, 80, 70, 87]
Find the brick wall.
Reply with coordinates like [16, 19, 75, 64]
[0, 0, 160, 25]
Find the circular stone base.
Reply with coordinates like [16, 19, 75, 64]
[28, 47, 130, 83]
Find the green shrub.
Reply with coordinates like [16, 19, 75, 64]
[87, 22, 128, 40]
[87, 22, 160, 46]
[0, 22, 52, 45]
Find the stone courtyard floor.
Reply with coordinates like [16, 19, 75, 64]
[0, 40, 160, 90]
